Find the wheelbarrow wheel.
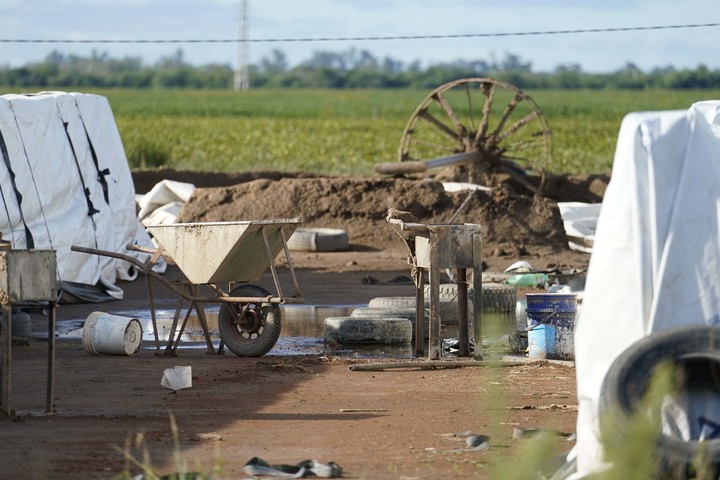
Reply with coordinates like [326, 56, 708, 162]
[218, 284, 282, 357]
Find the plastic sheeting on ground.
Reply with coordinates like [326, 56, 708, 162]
[0, 91, 165, 301]
[557, 202, 600, 254]
[137, 179, 195, 226]
[570, 101, 720, 477]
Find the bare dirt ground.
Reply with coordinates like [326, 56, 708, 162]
[1, 169, 604, 479]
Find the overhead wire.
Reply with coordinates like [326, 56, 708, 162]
[0, 22, 717, 44]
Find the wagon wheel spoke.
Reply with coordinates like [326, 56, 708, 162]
[491, 93, 522, 138]
[417, 109, 462, 143]
[496, 111, 541, 142]
[475, 81, 496, 143]
[432, 91, 468, 141]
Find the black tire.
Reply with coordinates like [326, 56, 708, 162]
[600, 326, 720, 476]
[218, 284, 282, 357]
[286, 228, 349, 252]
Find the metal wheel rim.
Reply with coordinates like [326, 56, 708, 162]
[226, 303, 265, 343]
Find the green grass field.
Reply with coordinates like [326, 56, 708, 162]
[97, 88, 720, 175]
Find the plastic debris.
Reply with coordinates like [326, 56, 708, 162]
[505, 272, 549, 288]
[504, 260, 533, 273]
[466, 434, 490, 450]
[161, 366, 192, 391]
[243, 457, 343, 478]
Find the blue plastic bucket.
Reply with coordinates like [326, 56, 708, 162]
[528, 324, 556, 359]
[526, 293, 577, 360]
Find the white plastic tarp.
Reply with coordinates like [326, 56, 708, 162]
[0, 91, 164, 300]
[137, 179, 195, 226]
[557, 202, 600, 254]
[571, 101, 720, 476]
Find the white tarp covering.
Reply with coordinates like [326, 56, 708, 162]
[571, 101, 720, 476]
[557, 202, 600, 254]
[0, 91, 164, 300]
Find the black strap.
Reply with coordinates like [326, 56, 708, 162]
[0, 127, 34, 248]
[62, 120, 99, 218]
[74, 100, 110, 204]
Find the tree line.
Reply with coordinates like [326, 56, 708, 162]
[1, 47, 719, 90]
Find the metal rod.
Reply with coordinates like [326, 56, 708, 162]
[146, 275, 161, 352]
[349, 360, 524, 371]
[1, 305, 11, 416]
[261, 227, 284, 299]
[171, 297, 196, 355]
[428, 236, 441, 360]
[46, 301, 56, 414]
[415, 268, 425, 358]
[472, 233, 484, 361]
[457, 269, 469, 357]
[193, 304, 215, 354]
[280, 227, 303, 297]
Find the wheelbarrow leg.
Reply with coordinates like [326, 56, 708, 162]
[146, 275, 161, 353]
[162, 295, 187, 356]
[192, 300, 216, 354]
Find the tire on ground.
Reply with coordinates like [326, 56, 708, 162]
[423, 283, 517, 312]
[218, 284, 282, 357]
[324, 316, 412, 345]
[599, 325, 720, 474]
[351, 307, 428, 340]
[287, 227, 349, 252]
[368, 296, 417, 310]
[366, 283, 516, 324]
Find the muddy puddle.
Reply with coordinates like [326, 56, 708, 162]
[54, 304, 524, 359]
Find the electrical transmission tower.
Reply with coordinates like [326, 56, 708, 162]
[234, 0, 249, 91]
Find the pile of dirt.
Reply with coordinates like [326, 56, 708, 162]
[129, 169, 609, 272]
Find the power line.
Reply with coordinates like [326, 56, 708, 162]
[0, 22, 717, 44]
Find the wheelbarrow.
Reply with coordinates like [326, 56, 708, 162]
[71, 218, 304, 357]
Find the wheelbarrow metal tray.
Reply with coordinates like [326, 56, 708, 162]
[146, 219, 302, 285]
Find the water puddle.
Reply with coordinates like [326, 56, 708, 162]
[55, 304, 526, 359]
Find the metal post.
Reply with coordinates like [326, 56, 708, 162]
[415, 268, 425, 357]
[457, 268, 469, 357]
[46, 301, 56, 414]
[428, 233, 441, 360]
[0, 305, 11, 416]
[472, 233, 483, 360]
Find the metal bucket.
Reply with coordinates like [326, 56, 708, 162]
[82, 312, 143, 356]
[526, 293, 577, 360]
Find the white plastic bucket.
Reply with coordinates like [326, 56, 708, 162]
[82, 312, 143, 356]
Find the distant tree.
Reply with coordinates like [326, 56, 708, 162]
[501, 53, 532, 73]
[259, 49, 289, 73]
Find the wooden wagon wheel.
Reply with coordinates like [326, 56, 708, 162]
[398, 77, 552, 194]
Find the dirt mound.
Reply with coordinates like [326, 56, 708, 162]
[167, 173, 604, 271]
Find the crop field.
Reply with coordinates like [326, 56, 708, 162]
[98, 87, 720, 176]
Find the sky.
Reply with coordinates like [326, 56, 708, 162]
[1, 0, 719, 73]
